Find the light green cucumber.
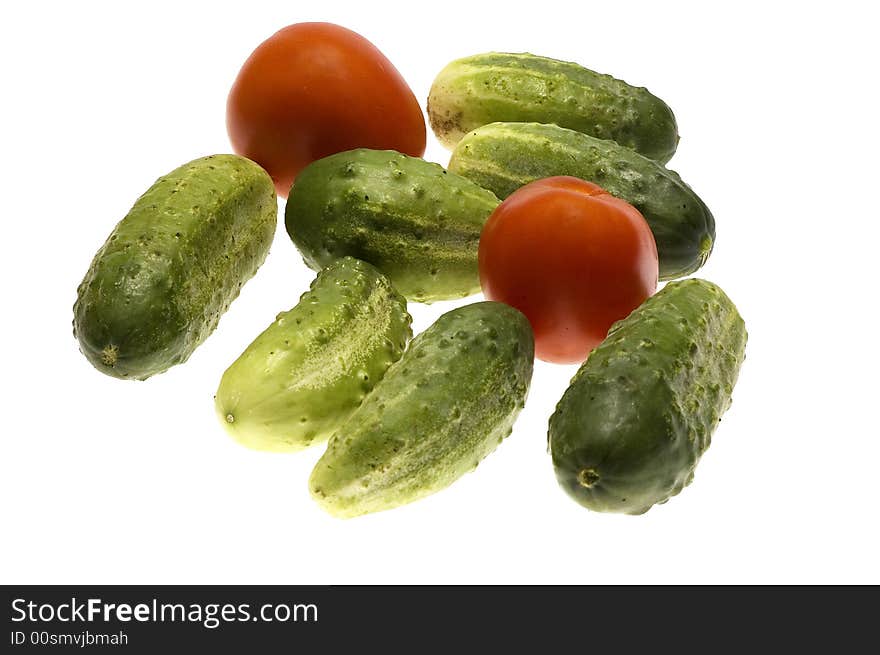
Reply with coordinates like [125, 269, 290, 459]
[428, 52, 678, 162]
[284, 149, 500, 303]
[73, 154, 277, 380]
[309, 301, 534, 518]
[549, 279, 747, 514]
[215, 258, 412, 452]
[448, 122, 714, 279]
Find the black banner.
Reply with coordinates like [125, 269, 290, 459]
[1, 585, 875, 652]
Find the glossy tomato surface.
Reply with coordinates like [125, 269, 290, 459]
[478, 176, 659, 364]
[227, 23, 426, 197]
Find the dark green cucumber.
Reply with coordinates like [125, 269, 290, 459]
[309, 301, 534, 518]
[215, 257, 412, 452]
[428, 52, 678, 163]
[285, 149, 500, 303]
[549, 279, 747, 515]
[448, 122, 714, 279]
[74, 154, 277, 380]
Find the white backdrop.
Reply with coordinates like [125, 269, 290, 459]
[1, 0, 877, 584]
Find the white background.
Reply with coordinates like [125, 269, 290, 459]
[1, 0, 877, 584]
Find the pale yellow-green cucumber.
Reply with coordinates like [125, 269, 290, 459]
[215, 257, 412, 452]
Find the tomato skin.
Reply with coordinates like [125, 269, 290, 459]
[227, 23, 426, 198]
[478, 176, 659, 364]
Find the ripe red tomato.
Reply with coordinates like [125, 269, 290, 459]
[227, 23, 426, 198]
[479, 176, 659, 364]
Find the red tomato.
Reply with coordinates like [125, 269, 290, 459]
[227, 23, 426, 198]
[478, 176, 659, 364]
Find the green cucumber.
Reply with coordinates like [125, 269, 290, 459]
[215, 257, 412, 452]
[428, 52, 678, 163]
[548, 279, 747, 515]
[284, 149, 500, 303]
[309, 301, 534, 518]
[448, 122, 714, 279]
[73, 154, 277, 380]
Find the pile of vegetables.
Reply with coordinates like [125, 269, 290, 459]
[73, 22, 747, 517]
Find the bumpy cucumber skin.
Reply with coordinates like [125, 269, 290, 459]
[448, 122, 714, 280]
[428, 53, 679, 163]
[284, 149, 500, 303]
[548, 279, 747, 515]
[73, 154, 277, 380]
[215, 258, 412, 453]
[309, 301, 534, 518]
